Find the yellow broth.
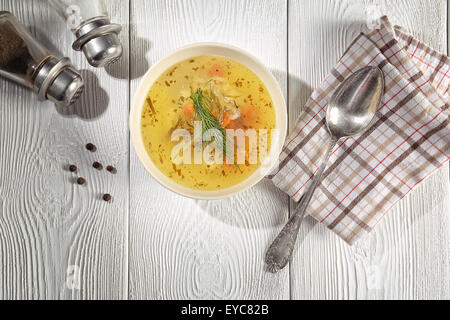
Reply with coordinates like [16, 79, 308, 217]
[141, 55, 276, 190]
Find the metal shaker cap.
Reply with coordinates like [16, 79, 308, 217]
[72, 17, 123, 68]
[34, 57, 84, 107]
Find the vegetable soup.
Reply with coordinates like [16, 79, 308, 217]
[141, 55, 276, 190]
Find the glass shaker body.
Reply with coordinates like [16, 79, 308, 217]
[0, 11, 84, 107]
[49, 0, 123, 67]
[0, 11, 50, 88]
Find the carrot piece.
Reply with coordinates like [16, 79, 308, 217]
[242, 106, 257, 125]
[184, 103, 195, 118]
[208, 64, 225, 77]
[222, 112, 231, 127]
[227, 118, 243, 130]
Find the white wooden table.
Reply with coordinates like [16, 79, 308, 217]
[0, 0, 448, 300]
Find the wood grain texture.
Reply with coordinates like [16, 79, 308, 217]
[129, 0, 290, 300]
[0, 0, 448, 300]
[288, 0, 449, 300]
[0, 0, 129, 299]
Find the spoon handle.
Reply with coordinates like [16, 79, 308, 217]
[265, 137, 338, 273]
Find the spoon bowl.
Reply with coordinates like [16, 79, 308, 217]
[326, 66, 384, 138]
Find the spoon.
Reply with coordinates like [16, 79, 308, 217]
[265, 66, 384, 273]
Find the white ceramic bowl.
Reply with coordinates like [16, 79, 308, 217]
[130, 43, 287, 200]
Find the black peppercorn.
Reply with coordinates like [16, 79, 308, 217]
[86, 143, 97, 152]
[77, 177, 86, 185]
[93, 162, 103, 170]
[103, 194, 112, 202]
[106, 165, 117, 174]
[69, 165, 77, 173]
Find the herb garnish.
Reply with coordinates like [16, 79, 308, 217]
[190, 88, 237, 166]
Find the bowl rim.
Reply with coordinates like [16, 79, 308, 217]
[130, 42, 287, 200]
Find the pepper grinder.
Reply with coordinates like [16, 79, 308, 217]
[49, 0, 123, 68]
[0, 11, 84, 107]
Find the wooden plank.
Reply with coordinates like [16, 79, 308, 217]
[0, 0, 129, 299]
[288, 0, 449, 299]
[129, 0, 289, 299]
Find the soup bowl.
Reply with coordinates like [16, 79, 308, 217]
[130, 43, 287, 199]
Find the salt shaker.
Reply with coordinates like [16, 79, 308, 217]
[49, 0, 123, 68]
[0, 11, 84, 107]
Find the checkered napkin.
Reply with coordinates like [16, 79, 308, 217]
[268, 16, 449, 245]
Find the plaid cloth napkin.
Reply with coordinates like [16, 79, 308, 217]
[269, 16, 449, 245]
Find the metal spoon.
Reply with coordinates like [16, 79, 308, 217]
[265, 66, 385, 273]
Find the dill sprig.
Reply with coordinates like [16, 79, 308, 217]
[190, 88, 238, 166]
[190, 89, 223, 132]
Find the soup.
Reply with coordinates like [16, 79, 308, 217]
[141, 55, 276, 190]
